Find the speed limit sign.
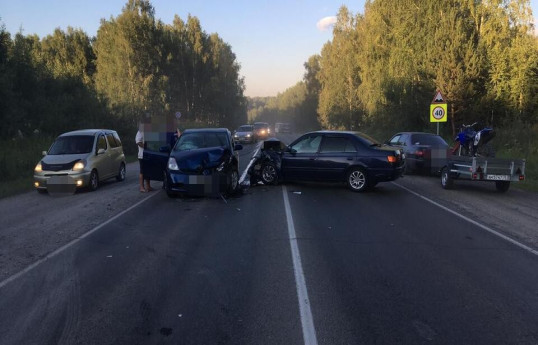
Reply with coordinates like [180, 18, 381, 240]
[430, 103, 447, 122]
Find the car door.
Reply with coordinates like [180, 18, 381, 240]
[316, 135, 358, 181]
[143, 135, 174, 182]
[94, 132, 113, 179]
[281, 133, 322, 181]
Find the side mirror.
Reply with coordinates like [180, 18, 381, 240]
[234, 144, 243, 151]
[97, 148, 106, 155]
[159, 145, 171, 153]
[42, 151, 47, 156]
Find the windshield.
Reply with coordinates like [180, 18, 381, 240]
[48, 135, 94, 155]
[354, 132, 380, 147]
[237, 125, 253, 132]
[174, 132, 229, 152]
[411, 134, 448, 146]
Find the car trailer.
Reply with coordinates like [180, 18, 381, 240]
[441, 156, 526, 192]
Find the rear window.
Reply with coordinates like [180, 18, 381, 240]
[48, 135, 94, 155]
[410, 134, 447, 146]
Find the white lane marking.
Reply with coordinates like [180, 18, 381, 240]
[239, 142, 262, 184]
[393, 182, 538, 257]
[0, 191, 160, 289]
[282, 185, 318, 345]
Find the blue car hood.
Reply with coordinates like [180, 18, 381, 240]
[172, 147, 229, 171]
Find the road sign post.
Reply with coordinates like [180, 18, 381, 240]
[430, 90, 447, 135]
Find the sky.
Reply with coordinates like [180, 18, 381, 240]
[1, 0, 537, 97]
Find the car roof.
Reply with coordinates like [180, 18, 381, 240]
[59, 129, 114, 136]
[393, 131, 440, 136]
[183, 128, 229, 133]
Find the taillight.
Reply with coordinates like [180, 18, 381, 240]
[415, 150, 424, 157]
[387, 156, 397, 163]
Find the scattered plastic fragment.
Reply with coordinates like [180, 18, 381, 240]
[106, 255, 112, 258]
[293, 191, 302, 195]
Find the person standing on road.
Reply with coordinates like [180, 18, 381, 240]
[136, 124, 153, 193]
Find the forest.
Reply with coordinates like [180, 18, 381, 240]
[251, 0, 538, 144]
[0, 0, 246, 143]
[1, 0, 538, 190]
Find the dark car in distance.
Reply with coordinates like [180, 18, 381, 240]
[256, 131, 405, 192]
[253, 122, 271, 140]
[144, 128, 242, 197]
[387, 132, 449, 174]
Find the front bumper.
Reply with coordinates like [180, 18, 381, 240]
[166, 170, 229, 196]
[34, 170, 91, 191]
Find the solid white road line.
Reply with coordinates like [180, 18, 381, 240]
[393, 182, 538, 257]
[282, 185, 318, 345]
[239, 143, 262, 184]
[0, 191, 160, 289]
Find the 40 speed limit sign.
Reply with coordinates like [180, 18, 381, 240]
[430, 103, 447, 122]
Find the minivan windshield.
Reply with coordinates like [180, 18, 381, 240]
[48, 135, 95, 155]
[174, 132, 229, 152]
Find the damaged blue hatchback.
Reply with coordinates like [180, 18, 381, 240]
[144, 128, 242, 197]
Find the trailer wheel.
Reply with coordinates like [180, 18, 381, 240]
[495, 181, 510, 193]
[441, 167, 453, 190]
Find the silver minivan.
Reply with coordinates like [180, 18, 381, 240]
[34, 129, 126, 193]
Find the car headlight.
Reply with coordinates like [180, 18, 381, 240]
[72, 160, 85, 171]
[34, 162, 42, 172]
[246, 134, 251, 137]
[168, 157, 179, 170]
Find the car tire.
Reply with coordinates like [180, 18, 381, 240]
[164, 171, 175, 198]
[261, 163, 278, 185]
[441, 167, 453, 190]
[495, 181, 510, 193]
[116, 163, 126, 181]
[346, 167, 369, 192]
[226, 168, 239, 195]
[89, 170, 99, 191]
[37, 189, 47, 194]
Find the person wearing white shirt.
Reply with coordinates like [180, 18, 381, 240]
[135, 127, 153, 193]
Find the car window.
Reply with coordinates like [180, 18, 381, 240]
[389, 135, 401, 145]
[113, 132, 122, 147]
[291, 134, 322, 153]
[238, 125, 253, 131]
[106, 133, 118, 148]
[320, 137, 357, 153]
[97, 134, 107, 151]
[48, 135, 94, 155]
[411, 134, 448, 146]
[399, 133, 409, 146]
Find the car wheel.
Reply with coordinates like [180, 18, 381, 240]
[346, 167, 369, 192]
[495, 181, 510, 193]
[164, 171, 175, 198]
[116, 163, 126, 181]
[441, 167, 453, 190]
[227, 168, 239, 195]
[37, 189, 47, 194]
[261, 163, 278, 185]
[89, 170, 99, 191]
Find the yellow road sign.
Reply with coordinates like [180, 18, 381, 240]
[430, 103, 447, 122]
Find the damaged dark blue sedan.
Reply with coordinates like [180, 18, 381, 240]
[144, 128, 242, 197]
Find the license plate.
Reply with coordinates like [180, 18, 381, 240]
[486, 174, 510, 181]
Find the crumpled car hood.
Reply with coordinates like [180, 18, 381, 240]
[172, 147, 229, 172]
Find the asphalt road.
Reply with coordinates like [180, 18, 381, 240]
[1, 136, 538, 344]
